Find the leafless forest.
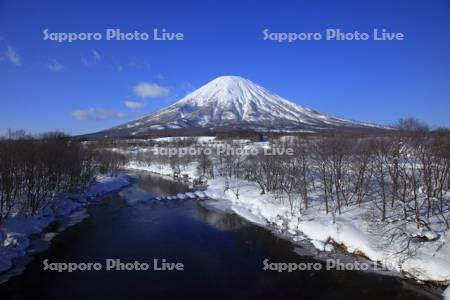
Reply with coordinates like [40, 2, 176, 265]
[129, 119, 450, 234]
[2, 118, 450, 240]
[0, 130, 126, 226]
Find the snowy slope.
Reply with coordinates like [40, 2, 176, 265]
[103, 76, 383, 136]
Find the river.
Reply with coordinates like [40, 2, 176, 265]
[0, 171, 441, 299]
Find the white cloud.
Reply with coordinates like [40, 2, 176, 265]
[81, 50, 101, 66]
[92, 49, 101, 60]
[0, 38, 21, 66]
[47, 60, 64, 72]
[71, 108, 125, 121]
[81, 56, 89, 66]
[124, 100, 146, 109]
[133, 82, 170, 98]
[4, 44, 22, 66]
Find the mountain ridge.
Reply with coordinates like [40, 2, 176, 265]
[97, 76, 385, 137]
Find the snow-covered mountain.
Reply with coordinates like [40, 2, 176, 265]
[101, 76, 382, 136]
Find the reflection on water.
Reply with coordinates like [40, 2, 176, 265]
[0, 171, 442, 300]
[134, 170, 192, 196]
[196, 203, 248, 231]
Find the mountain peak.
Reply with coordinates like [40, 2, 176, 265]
[205, 75, 255, 91]
[187, 75, 257, 99]
[210, 75, 247, 83]
[182, 75, 260, 104]
[102, 76, 382, 136]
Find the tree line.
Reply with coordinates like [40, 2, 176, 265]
[0, 131, 127, 226]
[244, 123, 450, 231]
[130, 119, 450, 232]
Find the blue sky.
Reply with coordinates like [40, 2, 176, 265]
[1, 0, 450, 135]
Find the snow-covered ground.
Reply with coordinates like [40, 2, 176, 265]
[126, 160, 198, 179]
[151, 136, 217, 143]
[204, 176, 450, 283]
[444, 285, 450, 299]
[0, 172, 135, 275]
[124, 159, 450, 290]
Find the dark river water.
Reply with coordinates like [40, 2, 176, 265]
[0, 171, 442, 300]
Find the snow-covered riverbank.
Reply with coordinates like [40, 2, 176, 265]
[0, 172, 135, 275]
[126, 161, 450, 290]
[203, 177, 450, 284]
[125, 161, 198, 179]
